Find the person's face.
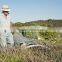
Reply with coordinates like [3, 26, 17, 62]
[3, 11, 9, 16]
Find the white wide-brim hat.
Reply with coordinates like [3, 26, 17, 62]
[1, 5, 10, 11]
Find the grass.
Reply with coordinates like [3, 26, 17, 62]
[0, 28, 62, 62]
[0, 45, 62, 62]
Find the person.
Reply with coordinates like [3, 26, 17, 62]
[0, 5, 14, 47]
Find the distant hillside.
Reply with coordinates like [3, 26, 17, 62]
[14, 19, 62, 27]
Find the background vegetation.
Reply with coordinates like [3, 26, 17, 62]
[14, 19, 62, 27]
[0, 19, 62, 62]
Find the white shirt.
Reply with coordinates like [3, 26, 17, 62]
[0, 14, 11, 33]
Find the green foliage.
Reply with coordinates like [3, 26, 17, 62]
[39, 31, 58, 40]
[20, 29, 62, 45]
[24, 30, 38, 39]
[39, 31, 60, 44]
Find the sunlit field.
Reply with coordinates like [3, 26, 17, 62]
[0, 44, 62, 62]
[0, 26, 62, 62]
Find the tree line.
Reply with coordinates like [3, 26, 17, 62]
[13, 19, 62, 27]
